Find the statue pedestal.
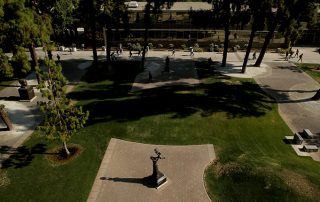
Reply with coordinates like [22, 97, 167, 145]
[18, 86, 35, 101]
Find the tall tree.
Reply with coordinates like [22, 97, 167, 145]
[0, 0, 52, 82]
[37, 59, 89, 155]
[99, 0, 128, 64]
[242, 0, 271, 73]
[141, 0, 176, 68]
[78, 0, 99, 63]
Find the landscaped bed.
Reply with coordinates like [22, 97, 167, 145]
[0, 60, 320, 201]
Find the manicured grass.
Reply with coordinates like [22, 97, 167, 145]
[296, 63, 320, 83]
[1, 62, 320, 201]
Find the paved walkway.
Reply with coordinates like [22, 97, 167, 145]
[88, 138, 216, 202]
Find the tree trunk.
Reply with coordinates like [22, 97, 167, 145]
[28, 43, 41, 84]
[106, 27, 111, 64]
[242, 25, 256, 73]
[311, 89, 320, 100]
[254, 17, 279, 67]
[63, 141, 70, 156]
[141, 2, 151, 70]
[221, 0, 230, 67]
[91, 19, 98, 63]
[0, 109, 13, 131]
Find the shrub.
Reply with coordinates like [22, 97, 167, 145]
[157, 44, 163, 48]
[148, 43, 153, 49]
[181, 44, 187, 50]
[11, 47, 31, 75]
[169, 43, 174, 48]
[0, 50, 14, 79]
[194, 47, 203, 52]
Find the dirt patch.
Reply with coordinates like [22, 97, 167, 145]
[0, 169, 10, 187]
[278, 169, 320, 199]
[46, 144, 83, 166]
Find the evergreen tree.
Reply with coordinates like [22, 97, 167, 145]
[37, 59, 89, 155]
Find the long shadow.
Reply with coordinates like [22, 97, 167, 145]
[102, 176, 156, 188]
[67, 60, 274, 126]
[259, 85, 318, 104]
[0, 144, 54, 169]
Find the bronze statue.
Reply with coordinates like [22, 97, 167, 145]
[19, 79, 28, 87]
[149, 148, 167, 188]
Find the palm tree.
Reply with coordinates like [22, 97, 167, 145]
[242, 0, 271, 73]
[78, 0, 99, 63]
[254, 0, 284, 67]
[141, 1, 176, 68]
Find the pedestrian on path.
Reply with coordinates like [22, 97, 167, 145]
[285, 51, 289, 61]
[129, 50, 132, 57]
[172, 48, 175, 56]
[138, 49, 141, 56]
[252, 51, 256, 60]
[294, 49, 299, 58]
[297, 53, 303, 62]
[289, 50, 294, 59]
[190, 47, 194, 56]
[57, 54, 61, 61]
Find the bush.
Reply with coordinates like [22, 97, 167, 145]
[194, 47, 203, 52]
[11, 47, 31, 75]
[168, 43, 174, 48]
[181, 44, 187, 50]
[157, 44, 163, 48]
[148, 43, 153, 49]
[0, 50, 14, 79]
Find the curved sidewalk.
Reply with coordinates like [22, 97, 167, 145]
[88, 138, 216, 202]
[255, 62, 320, 135]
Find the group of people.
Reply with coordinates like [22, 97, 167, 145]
[285, 48, 303, 62]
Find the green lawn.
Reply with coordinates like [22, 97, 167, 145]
[296, 63, 320, 83]
[0, 62, 320, 201]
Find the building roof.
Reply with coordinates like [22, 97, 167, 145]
[126, 2, 212, 12]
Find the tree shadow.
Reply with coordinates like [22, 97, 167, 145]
[0, 143, 54, 169]
[67, 59, 274, 126]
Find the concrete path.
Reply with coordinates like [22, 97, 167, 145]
[255, 62, 320, 135]
[88, 138, 216, 202]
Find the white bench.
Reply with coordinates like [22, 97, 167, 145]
[303, 129, 315, 139]
[293, 133, 303, 145]
[303, 145, 318, 153]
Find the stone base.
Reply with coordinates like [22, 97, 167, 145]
[18, 86, 35, 101]
[145, 172, 167, 188]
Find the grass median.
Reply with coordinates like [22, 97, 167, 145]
[0, 61, 319, 201]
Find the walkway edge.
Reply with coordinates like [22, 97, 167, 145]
[87, 138, 118, 202]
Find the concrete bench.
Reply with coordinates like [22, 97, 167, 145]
[303, 145, 318, 153]
[303, 129, 315, 139]
[293, 133, 304, 145]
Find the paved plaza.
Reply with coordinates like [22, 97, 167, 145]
[0, 47, 320, 199]
[87, 138, 215, 202]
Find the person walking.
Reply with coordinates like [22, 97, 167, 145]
[297, 53, 303, 62]
[172, 48, 175, 56]
[129, 50, 132, 57]
[57, 54, 61, 61]
[252, 51, 256, 60]
[294, 49, 299, 58]
[285, 51, 289, 61]
[190, 47, 194, 56]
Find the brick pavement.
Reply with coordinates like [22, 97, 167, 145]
[87, 138, 216, 202]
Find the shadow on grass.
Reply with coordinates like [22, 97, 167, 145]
[67, 60, 274, 126]
[0, 144, 54, 169]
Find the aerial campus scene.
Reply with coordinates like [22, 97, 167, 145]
[0, 0, 320, 201]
